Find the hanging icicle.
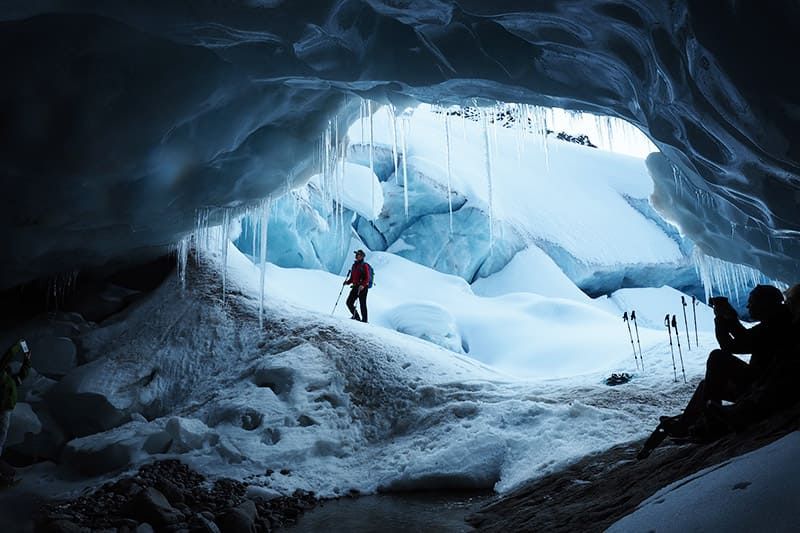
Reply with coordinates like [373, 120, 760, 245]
[482, 110, 495, 250]
[389, 105, 399, 184]
[177, 236, 190, 291]
[368, 100, 375, 217]
[221, 209, 231, 303]
[400, 114, 410, 219]
[258, 197, 272, 329]
[444, 110, 454, 234]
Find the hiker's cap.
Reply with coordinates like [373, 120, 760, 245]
[354, 249, 366, 256]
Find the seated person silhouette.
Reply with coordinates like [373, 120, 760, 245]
[705, 283, 800, 430]
[639, 285, 793, 458]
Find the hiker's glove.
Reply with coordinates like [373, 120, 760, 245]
[358, 286, 364, 293]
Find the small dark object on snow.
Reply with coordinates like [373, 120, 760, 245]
[605, 373, 632, 386]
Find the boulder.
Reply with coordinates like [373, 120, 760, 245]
[31, 337, 78, 379]
[123, 488, 183, 527]
[217, 500, 257, 533]
[60, 420, 166, 476]
[8, 405, 66, 461]
[165, 417, 218, 453]
[188, 514, 221, 533]
[46, 360, 129, 438]
[6, 402, 41, 447]
[17, 368, 58, 403]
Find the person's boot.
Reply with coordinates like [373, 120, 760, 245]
[659, 415, 689, 438]
[350, 313, 361, 321]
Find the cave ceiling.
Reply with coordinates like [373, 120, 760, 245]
[1, 0, 798, 289]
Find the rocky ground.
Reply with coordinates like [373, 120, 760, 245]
[468, 402, 800, 532]
[34, 460, 316, 532]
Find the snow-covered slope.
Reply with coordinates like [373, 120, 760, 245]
[29, 243, 719, 502]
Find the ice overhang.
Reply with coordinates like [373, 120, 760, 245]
[1, 1, 798, 288]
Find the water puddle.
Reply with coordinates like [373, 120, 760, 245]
[283, 490, 493, 532]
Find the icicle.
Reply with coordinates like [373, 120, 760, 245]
[482, 110, 494, 249]
[389, 105, 399, 184]
[444, 110, 454, 233]
[368, 100, 375, 217]
[400, 115, 410, 219]
[177, 236, 190, 291]
[692, 249, 783, 306]
[258, 198, 271, 329]
[359, 99, 365, 145]
[221, 209, 231, 303]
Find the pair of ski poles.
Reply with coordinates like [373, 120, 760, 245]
[680, 295, 701, 351]
[665, 314, 687, 383]
[667, 295, 699, 382]
[623, 311, 644, 370]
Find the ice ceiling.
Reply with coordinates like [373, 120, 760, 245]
[1, 0, 798, 290]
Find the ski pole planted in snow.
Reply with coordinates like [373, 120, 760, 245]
[331, 269, 351, 315]
[623, 312, 639, 370]
[681, 296, 692, 351]
[665, 314, 677, 382]
[672, 314, 687, 383]
[692, 295, 699, 347]
[631, 310, 644, 370]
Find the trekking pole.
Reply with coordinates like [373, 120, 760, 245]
[623, 312, 639, 370]
[331, 270, 351, 315]
[631, 310, 644, 370]
[665, 314, 677, 382]
[681, 296, 691, 350]
[692, 295, 699, 347]
[671, 314, 687, 383]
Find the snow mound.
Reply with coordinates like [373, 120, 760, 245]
[385, 302, 464, 353]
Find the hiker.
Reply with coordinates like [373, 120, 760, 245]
[663, 285, 793, 438]
[639, 285, 793, 458]
[703, 283, 800, 430]
[0, 339, 32, 483]
[343, 249, 371, 323]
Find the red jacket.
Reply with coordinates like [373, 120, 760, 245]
[347, 260, 371, 289]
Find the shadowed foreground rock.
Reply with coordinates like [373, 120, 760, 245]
[468, 403, 800, 532]
[35, 460, 316, 532]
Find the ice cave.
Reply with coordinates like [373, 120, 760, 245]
[1, 2, 799, 532]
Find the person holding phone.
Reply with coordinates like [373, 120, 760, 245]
[0, 339, 32, 477]
[667, 285, 792, 438]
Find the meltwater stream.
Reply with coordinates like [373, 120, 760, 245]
[283, 491, 492, 533]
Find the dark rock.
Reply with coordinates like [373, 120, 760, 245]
[217, 506, 255, 533]
[156, 478, 186, 505]
[188, 514, 221, 533]
[111, 478, 143, 497]
[30, 336, 78, 379]
[605, 373, 633, 386]
[123, 487, 183, 527]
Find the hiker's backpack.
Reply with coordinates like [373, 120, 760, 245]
[366, 263, 374, 289]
